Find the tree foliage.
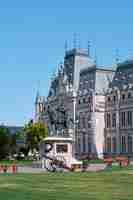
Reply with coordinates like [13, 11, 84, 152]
[0, 126, 11, 159]
[10, 130, 24, 155]
[24, 120, 48, 151]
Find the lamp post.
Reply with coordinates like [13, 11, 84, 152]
[72, 89, 77, 157]
[89, 88, 95, 155]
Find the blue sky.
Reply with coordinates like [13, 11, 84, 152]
[0, 0, 133, 125]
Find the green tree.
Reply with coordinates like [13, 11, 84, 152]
[0, 126, 11, 159]
[24, 120, 48, 152]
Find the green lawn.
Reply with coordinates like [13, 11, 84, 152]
[0, 160, 32, 165]
[0, 171, 133, 200]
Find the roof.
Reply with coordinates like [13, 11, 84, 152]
[79, 66, 115, 95]
[96, 67, 115, 72]
[117, 59, 133, 68]
[80, 66, 115, 75]
[65, 48, 89, 58]
[109, 59, 133, 89]
[115, 59, 133, 72]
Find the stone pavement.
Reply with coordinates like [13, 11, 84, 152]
[17, 163, 107, 173]
[0, 165, 47, 174]
[86, 164, 107, 172]
[17, 166, 47, 173]
[0, 163, 107, 173]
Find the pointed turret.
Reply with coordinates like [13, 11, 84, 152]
[35, 90, 45, 122]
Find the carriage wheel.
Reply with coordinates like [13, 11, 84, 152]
[44, 155, 66, 172]
[45, 158, 55, 172]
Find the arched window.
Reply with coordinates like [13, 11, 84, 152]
[88, 137, 91, 153]
[106, 113, 111, 128]
[121, 136, 126, 153]
[112, 113, 116, 128]
[83, 98, 86, 103]
[122, 94, 126, 101]
[113, 95, 116, 103]
[78, 137, 81, 154]
[112, 137, 117, 153]
[78, 115, 81, 129]
[83, 134, 86, 153]
[107, 96, 111, 102]
[121, 112, 126, 128]
[107, 137, 111, 153]
[128, 92, 131, 99]
[88, 115, 91, 129]
[82, 116, 86, 128]
[128, 136, 133, 153]
[127, 111, 132, 127]
[88, 96, 91, 103]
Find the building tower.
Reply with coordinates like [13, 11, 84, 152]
[64, 46, 95, 92]
[35, 91, 45, 122]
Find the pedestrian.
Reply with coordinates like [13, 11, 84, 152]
[3, 165, 8, 173]
[12, 162, 17, 174]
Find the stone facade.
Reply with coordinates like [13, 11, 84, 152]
[35, 47, 115, 158]
[104, 59, 133, 157]
[76, 67, 114, 158]
[35, 48, 95, 137]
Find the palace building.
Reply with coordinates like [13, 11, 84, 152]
[104, 59, 133, 157]
[35, 45, 115, 158]
[35, 47, 95, 137]
[76, 66, 114, 158]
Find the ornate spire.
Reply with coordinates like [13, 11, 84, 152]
[94, 48, 98, 65]
[64, 40, 68, 53]
[73, 33, 77, 49]
[77, 33, 80, 49]
[87, 40, 90, 57]
[35, 80, 40, 104]
[115, 48, 120, 65]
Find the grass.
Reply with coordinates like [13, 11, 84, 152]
[0, 170, 133, 200]
[0, 160, 32, 165]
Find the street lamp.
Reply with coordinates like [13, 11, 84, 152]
[72, 89, 77, 157]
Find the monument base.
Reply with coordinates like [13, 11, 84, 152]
[40, 136, 82, 171]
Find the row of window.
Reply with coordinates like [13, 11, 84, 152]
[106, 111, 132, 128]
[79, 81, 94, 88]
[78, 115, 92, 129]
[121, 111, 132, 127]
[107, 92, 132, 104]
[106, 113, 116, 128]
[77, 136, 91, 153]
[106, 136, 133, 153]
[78, 96, 92, 105]
[106, 137, 116, 153]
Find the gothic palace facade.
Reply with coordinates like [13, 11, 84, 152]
[35, 46, 133, 158]
[104, 59, 133, 157]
